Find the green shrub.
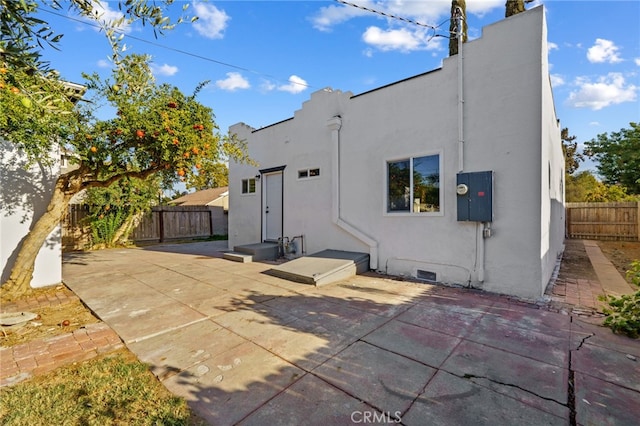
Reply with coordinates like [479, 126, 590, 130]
[600, 260, 640, 338]
[627, 260, 640, 287]
[90, 209, 125, 247]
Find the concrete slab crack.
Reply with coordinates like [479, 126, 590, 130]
[567, 319, 595, 425]
[458, 373, 567, 407]
[574, 333, 594, 351]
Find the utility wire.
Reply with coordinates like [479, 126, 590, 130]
[335, 0, 441, 31]
[39, 7, 314, 90]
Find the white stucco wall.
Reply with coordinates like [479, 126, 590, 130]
[1, 141, 62, 289]
[229, 6, 563, 299]
[539, 13, 566, 295]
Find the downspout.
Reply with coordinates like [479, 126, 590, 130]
[327, 116, 379, 270]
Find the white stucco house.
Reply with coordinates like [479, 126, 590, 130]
[228, 6, 565, 299]
[1, 142, 64, 288]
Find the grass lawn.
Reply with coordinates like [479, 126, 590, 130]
[0, 349, 205, 425]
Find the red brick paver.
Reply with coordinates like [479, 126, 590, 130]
[1, 323, 123, 387]
[1, 287, 78, 313]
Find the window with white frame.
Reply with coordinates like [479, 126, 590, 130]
[241, 178, 256, 194]
[387, 154, 440, 213]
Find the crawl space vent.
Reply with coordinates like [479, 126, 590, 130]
[416, 269, 437, 282]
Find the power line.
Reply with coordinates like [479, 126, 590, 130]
[335, 0, 440, 31]
[39, 7, 314, 90]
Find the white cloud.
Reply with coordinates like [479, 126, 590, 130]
[362, 26, 441, 52]
[550, 74, 565, 87]
[215, 72, 250, 91]
[589, 121, 601, 126]
[587, 39, 622, 64]
[310, 3, 368, 31]
[278, 75, 308, 94]
[309, 0, 504, 53]
[192, 2, 230, 39]
[466, 0, 504, 17]
[635, 58, 640, 66]
[150, 63, 178, 77]
[363, 26, 420, 52]
[260, 80, 276, 93]
[548, 42, 559, 52]
[97, 59, 110, 68]
[311, 0, 503, 32]
[567, 73, 637, 110]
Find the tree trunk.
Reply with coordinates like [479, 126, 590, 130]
[1, 176, 72, 301]
[110, 210, 144, 245]
[505, 0, 525, 17]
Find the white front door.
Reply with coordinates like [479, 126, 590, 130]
[264, 172, 283, 241]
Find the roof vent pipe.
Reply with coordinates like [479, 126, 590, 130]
[327, 116, 379, 270]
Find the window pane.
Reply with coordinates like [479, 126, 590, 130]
[387, 160, 410, 212]
[413, 155, 439, 212]
[309, 168, 320, 177]
[242, 179, 248, 194]
[298, 170, 308, 178]
[249, 178, 256, 193]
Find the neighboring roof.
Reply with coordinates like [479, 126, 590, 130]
[169, 187, 229, 206]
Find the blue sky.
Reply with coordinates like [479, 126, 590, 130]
[38, 1, 639, 177]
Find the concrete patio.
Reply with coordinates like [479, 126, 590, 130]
[61, 240, 640, 425]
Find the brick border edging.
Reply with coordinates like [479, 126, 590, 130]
[1, 322, 124, 387]
[1, 287, 79, 313]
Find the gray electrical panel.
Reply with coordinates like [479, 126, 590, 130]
[457, 171, 493, 222]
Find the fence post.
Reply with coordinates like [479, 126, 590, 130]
[637, 201, 640, 242]
[209, 207, 214, 237]
[158, 207, 165, 243]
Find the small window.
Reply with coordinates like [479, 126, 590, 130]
[241, 178, 256, 194]
[387, 154, 440, 213]
[298, 167, 320, 179]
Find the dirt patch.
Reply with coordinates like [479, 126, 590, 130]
[1, 286, 100, 347]
[558, 239, 599, 281]
[597, 240, 640, 285]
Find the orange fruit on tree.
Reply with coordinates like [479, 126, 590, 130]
[136, 129, 145, 138]
[177, 169, 185, 176]
[90, 146, 97, 153]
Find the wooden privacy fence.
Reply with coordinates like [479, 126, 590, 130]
[62, 205, 228, 251]
[566, 202, 639, 241]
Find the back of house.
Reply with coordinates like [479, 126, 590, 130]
[228, 6, 565, 299]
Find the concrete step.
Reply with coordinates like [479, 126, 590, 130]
[233, 242, 279, 261]
[268, 249, 369, 287]
[223, 252, 253, 263]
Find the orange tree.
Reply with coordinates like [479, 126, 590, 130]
[1, 53, 250, 299]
